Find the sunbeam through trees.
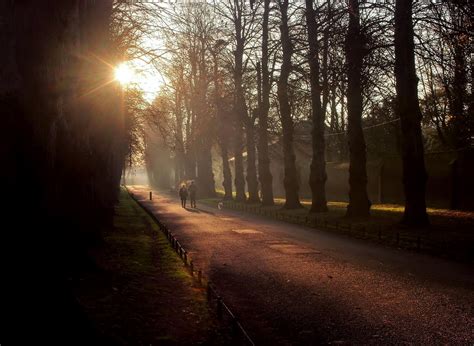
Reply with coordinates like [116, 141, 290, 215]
[1, 0, 473, 343]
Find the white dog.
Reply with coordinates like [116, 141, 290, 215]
[217, 201, 223, 210]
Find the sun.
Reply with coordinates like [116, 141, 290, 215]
[115, 63, 135, 85]
[113, 59, 166, 101]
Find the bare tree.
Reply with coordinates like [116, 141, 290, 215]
[223, 0, 261, 202]
[277, 0, 303, 209]
[305, 0, 328, 212]
[345, 0, 371, 217]
[212, 41, 234, 200]
[257, 0, 275, 206]
[395, 0, 429, 225]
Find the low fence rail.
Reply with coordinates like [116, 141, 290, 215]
[128, 188, 255, 346]
[220, 200, 465, 259]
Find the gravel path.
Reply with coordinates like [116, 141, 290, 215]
[129, 186, 474, 345]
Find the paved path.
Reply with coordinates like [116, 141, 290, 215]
[129, 185, 474, 345]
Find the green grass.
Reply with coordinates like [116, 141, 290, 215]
[76, 188, 219, 344]
[215, 188, 474, 221]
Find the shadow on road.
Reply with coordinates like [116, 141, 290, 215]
[195, 207, 215, 215]
[184, 207, 215, 215]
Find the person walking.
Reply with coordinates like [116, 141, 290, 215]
[188, 181, 197, 208]
[179, 184, 188, 208]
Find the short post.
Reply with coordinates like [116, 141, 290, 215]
[198, 270, 202, 285]
[149, 191, 152, 200]
[190, 260, 194, 275]
[183, 252, 187, 265]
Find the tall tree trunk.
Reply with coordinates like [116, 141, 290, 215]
[257, 0, 274, 206]
[277, 0, 302, 209]
[338, 83, 349, 161]
[196, 138, 216, 197]
[232, 0, 258, 202]
[233, 115, 246, 201]
[233, 85, 246, 200]
[470, 49, 474, 141]
[233, 2, 247, 202]
[450, 33, 468, 148]
[174, 157, 180, 187]
[220, 138, 233, 200]
[306, 0, 328, 212]
[175, 91, 185, 186]
[214, 51, 233, 200]
[195, 55, 216, 197]
[185, 147, 197, 180]
[345, 0, 370, 217]
[245, 117, 260, 202]
[395, 0, 429, 226]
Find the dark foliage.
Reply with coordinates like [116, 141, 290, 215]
[0, 1, 127, 342]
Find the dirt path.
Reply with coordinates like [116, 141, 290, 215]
[130, 185, 474, 345]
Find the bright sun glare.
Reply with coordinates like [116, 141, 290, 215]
[114, 59, 165, 102]
[115, 63, 135, 85]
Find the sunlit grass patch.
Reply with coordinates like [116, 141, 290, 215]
[214, 189, 474, 223]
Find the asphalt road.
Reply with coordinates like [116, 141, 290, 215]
[129, 185, 474, 345]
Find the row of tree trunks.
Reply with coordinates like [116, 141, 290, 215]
[159, 0, 431, 227]
[226, 0, 430, 227]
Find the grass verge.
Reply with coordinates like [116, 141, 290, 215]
[75, 188, 224, 344]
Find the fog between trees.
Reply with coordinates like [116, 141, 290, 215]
[120, 0, 472, 225]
